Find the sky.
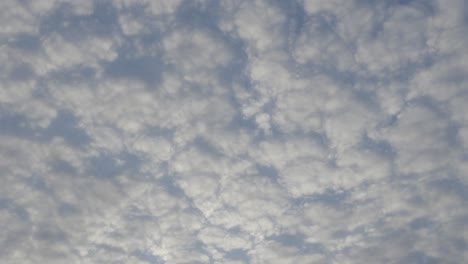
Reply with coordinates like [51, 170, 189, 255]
[0, 0, 467, 263]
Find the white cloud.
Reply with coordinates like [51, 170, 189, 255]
[0, 0, 467, 263]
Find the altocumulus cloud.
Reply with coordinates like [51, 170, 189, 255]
[0, 0, 467, 263]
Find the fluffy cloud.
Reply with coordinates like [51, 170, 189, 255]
[1, 0, 467, 263]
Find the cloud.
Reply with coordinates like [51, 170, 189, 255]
[1, 0, 467, 263]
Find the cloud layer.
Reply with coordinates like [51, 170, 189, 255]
[1, 0, 467, 263]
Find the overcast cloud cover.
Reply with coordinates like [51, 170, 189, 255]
[1, 0, 468, 263]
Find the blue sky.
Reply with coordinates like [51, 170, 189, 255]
[1, 0, 467, 263]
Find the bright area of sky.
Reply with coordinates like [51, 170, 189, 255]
[1, 0, 467, 263]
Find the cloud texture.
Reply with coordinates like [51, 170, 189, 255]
[1, 0, 467, 263]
